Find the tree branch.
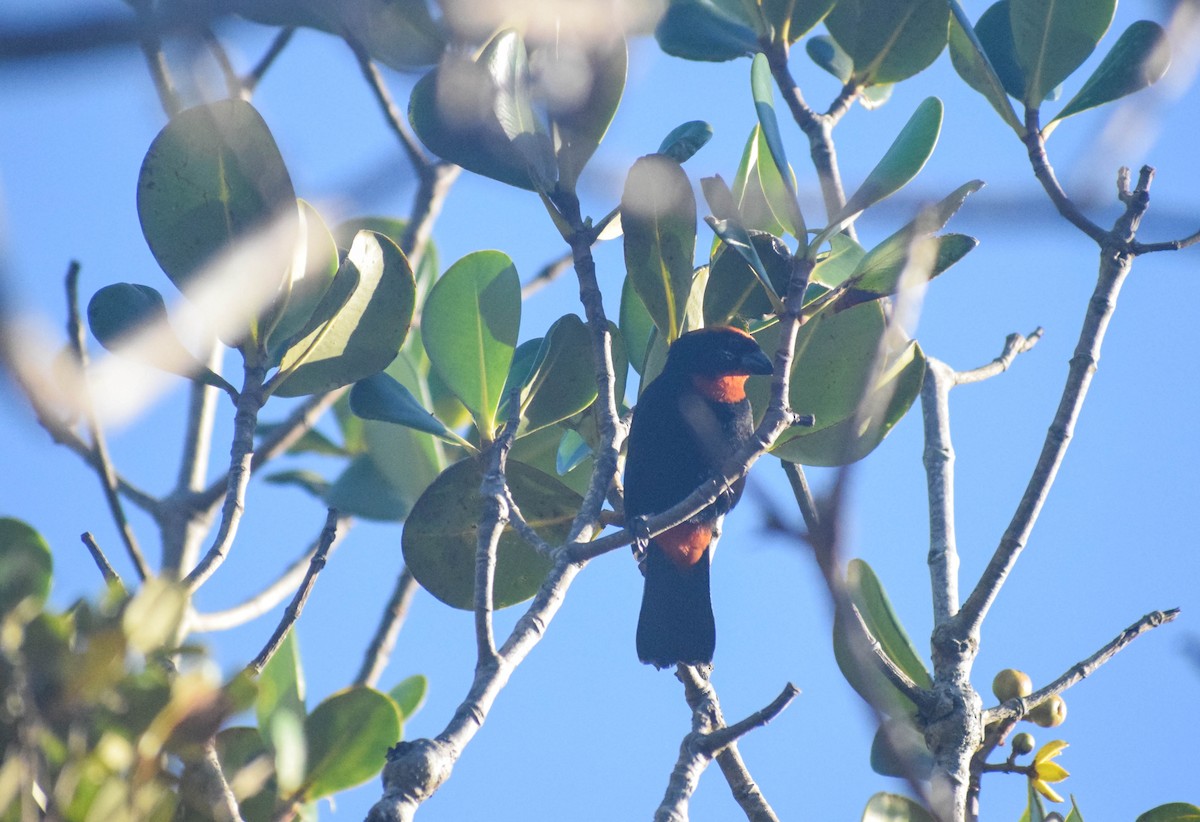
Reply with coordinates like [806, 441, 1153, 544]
[1021, 108, 1107, 244]
[356, 566, 421, 688]
[80, 532, 125, 592]
[243, 27, 295, 95]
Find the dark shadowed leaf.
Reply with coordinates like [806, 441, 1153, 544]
[350, 372, 463, 445]
[325, 455, 411, 521]
[654, 0, 760, 62]
[403, 459, 578, 609]
[620, 276, 655, 376]
[521, 314, 598, 435]
[0, 517, 52, 618]
[762, 0, 837, 44]
[970, 1, 1025, 100]
[704, 232, 792, 325]
[421, 250, 521, 437]
[339, 0, 445, 70]
[948, 2, 1025, 131]
[622, 154, 697, 343]
[871, 717, 935, 779]
[658, 120, 714, 164]
[825, 0, 949, 86]
[214, 727, 277, 822]
[730, 126, 799, 240]
[263, 469, 331, 499]
[1051, 21, 1171, 126]
[807, 34, 853, 83]
[302, 687, 400, 799]
[1010, 0, 1116, 106]
[550, 35, 627, 190]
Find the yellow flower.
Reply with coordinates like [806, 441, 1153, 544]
[1030, 740, 1070, 803]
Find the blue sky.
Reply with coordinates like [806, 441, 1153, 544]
[1, 2, 1198, 819]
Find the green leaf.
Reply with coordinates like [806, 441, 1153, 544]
[729, 126, 799, 241]
[0, 517, 52, 618]
[263, 469, 330, 499]
[325, 454, 414, 521]
[556, 428, 591, 475]
[701, 174, 780, 308]
[807, 34, 853, 84]
[861, 792, 936, 822]
[811, 233, 867, 287]
[750, 54, 805, 237]
[620, 276, 656, 376]
[403, 459, 579, 609]
[622, 154, 697, 343]
[1010, 0, 1116, 106]
[658, 120, 714, 164]
[87, 283, 231, 391]
[1136, 804, 1200, 822]
[137, 99, 297, 344]
[265, 200, 340, 360]
[1025, 777, 1049, 822]
[334, 216, 438, 302]
[870, 717, 934, 779]
[302, 686, 400, 799]
[654, 0, 760, 62]
[256, 420, 348, 457]
[272, 230, 415, 397]
[834, 97, 943, 227]
[339, 0, 446, 71]
[257, 631, 306, 741]
[762, 0, 837, 44]
[948, 2, 1026, 132]
[388, 674, 428, 720]
[421, 250, 521, 438]
[122, 577, 187, 654]
[214, 727, 277, 822]
[520, 314, 598, 435]
[825, 0, 950, 86]
[350, 372, 464, 445]
[1051, 21, 1171, 126]
[704, 232, 792, 325]
[551, 35, 627, 190]
[487, 30, 557, 191]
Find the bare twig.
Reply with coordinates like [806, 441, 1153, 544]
[127, 0, 181, 118]
[65, 263, 152, 580]
[953, 329, 1044, 386]
[356, 566, 421, 688]
[247, 509, 340, 674]
[243, 27, 295, 94]
[201, 27, 241, 98]
[348, 39, 431, 174]
[521, 250, 574, 298]
[80, 532, 125, 592]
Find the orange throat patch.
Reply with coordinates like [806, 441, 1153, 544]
[656, 522, 713, 570]
[691, 373, 750, 403]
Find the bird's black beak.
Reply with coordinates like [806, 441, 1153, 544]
[741, 348, 774, 376]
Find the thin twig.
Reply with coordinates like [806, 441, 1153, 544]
[1021, 108, 1106, 244]
[953, 329, 1044, 386]
[356, 567, 421, 688]
[474, 411, 520, 662]
[80, 532, 125, 592]
[243, 27, 295, 94]
[348, 38, 431, 174]
[65, 263, 152, 580]
[247, 509, 340, 674]
[201, 27, 241, 98]
[190, 515, 352, 633]
[128, 0, 181, 117]
[521, 250, 574, 298]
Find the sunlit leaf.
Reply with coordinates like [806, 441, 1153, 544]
[521, 314, 598, 435]
[620, 276, 655, 376]
[762, 0, 837, 44]
[388, 674, 428, 720]
[350, 371, 463, 445]
[825, 0, 949, 86]
[1051, 21, 1170, 126]
[265, 200, 340, 360]
[1010, 0, 1116, 106]
[302, 687, 400, 799]
[704, 232, 792, 325]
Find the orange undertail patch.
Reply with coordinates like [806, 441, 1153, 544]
[691, 373, 750, 403]
[656, 522, 713, 570]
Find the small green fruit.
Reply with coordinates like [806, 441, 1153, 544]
[1011, 732, 1035, 755]
[1028, 694, 1067, 728]
[992, 668, 1033, 702]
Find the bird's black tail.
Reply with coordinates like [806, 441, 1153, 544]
[636, 544, 715, 668]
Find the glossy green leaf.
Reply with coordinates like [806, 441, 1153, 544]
[350, 372, 463, 445]
[325, 454, 412, 521]
[257, 631, 306, 741]
[403, 459, 578, 609]
[825, 0, 949, 86]
[1010, 0, 1116, 106]
[487, 30, 557, 191]
[87, 283, 231, 391]
[1136, 803, 1200, 822]
[870, 717, 934, 779]
[521, 314, 598, 435]
[388, 674, 428, 720]
[704, 232, 792, 325]
[1051, 21, 1171, 125]
[807, 34, 853, 83]
[0, 517, 52, 618]
[948, 2, 1026, 132]
[835, 97, 943, 225]
[658, 120, 714, 164]
[762, 0, 837, 44]
[137, 100, 297, 345]
[334, 216, 438, 302]
[122, 577, 187, 654]
[272, 230, 415, 397]
[772, 339, 926, 465]
[421, 250, 521, 438]
[302, 686, 400, 799]
[654, 0, 760, 62]
[551, 35, 627, 190]
[620, 276, 655, 375]
[750, 54, 805, 236]
[265, 200, 340, 360]
[862, 792, 936, 822]
[622, 154, 697, 343]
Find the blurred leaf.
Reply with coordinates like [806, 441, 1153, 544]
[1051, 21, 1171, 125]
[948, 2, 1026, 131]
[256, 420, 348, 457]
[122, 577, 187, 655]
[403, 459, 578, 609]
[556, 428, 591, 475]
[835, 97, 944, 225]
[263, 469, 331, 498]
[970, 0, 1026, 100]
[213, 727, 277, 822]
[622, 154, 697, 343]
[265, 200, 340, 359]
[807, 34, 853, 83]
[350, 371, 465, 445]
[302, 686, 400, 799]
[0, 517, 52, 618]
[421, 250, 521, 438]
[862, 792, 936, 822]
[1137, 804, 1200, 822]
[551, 35, 627, 190]
[620, 276, 655, 375]
[257, 631, 306, 741]
[521, 314, 598, 435]
[749, 56, 805, 236]
[762, 0, 837, 44]
[825, 0, 949, 86]
[730, 125, 800, 241]
[273, 230, 415, 397]
[325, 454, 413, 521]
[340, 0, 446, 70]
[870, 717, 935, 779]
[654, 0, 760, 62]
[704, 232, 792, 325]
[860, 83, 894, 109]
[701, 174, 781, 308]
[658, 120, 714, 164]
[487, 30, 557, 191]
[1010, 0, 1116, 106]
[388, 674, 428, 720]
